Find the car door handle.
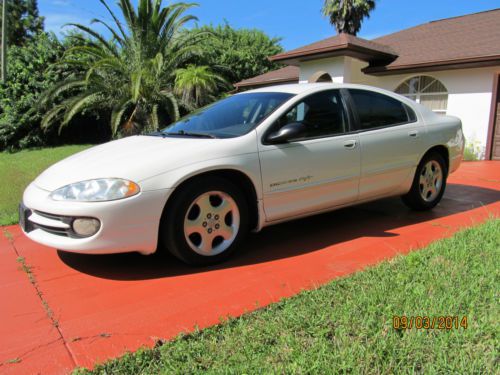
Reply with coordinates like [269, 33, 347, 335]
[408, 131, 419, 138]
[343, 140, 358, 149]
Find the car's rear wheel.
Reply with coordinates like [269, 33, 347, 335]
[401, 151, 448, 211]
[160, 176, 249, 266]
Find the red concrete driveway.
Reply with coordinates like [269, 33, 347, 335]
[1, 162, 499, 374]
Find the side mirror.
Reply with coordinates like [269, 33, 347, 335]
[267, 122, 306, 144]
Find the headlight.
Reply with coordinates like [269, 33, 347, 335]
[50, 179, 140, 202]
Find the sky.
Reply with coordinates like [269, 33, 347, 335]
[39, 0, 500, 50]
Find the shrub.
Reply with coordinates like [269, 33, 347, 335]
[463, 139, 484, 161]
[0, 32, 109, 152]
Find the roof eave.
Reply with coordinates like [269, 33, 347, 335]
[234, 77, 299, 88]
[363, 55, 500, 75]
[270, 44, 397, 66]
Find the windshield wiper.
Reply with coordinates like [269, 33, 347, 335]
[165, 130, 217, 139]
[147, 131, 167, 137]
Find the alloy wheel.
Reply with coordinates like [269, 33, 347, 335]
[183, 191, 240, 256]
[419, 160, 443, 202]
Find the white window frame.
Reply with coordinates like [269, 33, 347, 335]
[396, 76, 448, 114]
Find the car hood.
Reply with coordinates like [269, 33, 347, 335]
[34, 135, 248, 191]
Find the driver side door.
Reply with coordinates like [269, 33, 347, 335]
[258, 89, 361, 222]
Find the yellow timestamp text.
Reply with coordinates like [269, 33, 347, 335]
[393, 315, 468, 330]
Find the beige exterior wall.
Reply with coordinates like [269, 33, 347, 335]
[299, 57, 349, 83]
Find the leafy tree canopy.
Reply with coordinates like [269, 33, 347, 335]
[0, 0, 44, 46]
[182, 22, 284, 85]
[322, 0, 376, 36]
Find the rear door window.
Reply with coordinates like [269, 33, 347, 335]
[349, 89, 411, 130]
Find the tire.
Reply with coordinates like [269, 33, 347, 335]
[160, 176, 249, 266]
[401, 151, 448, 211]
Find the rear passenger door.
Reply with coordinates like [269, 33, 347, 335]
[346, 89, 423, 200]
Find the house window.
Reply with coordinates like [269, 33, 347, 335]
[309, 71, 333, 83]
[395, 76, 448, 114]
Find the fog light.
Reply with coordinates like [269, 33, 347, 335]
[72, 218, 100, 237]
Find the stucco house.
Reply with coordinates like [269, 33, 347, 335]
[235, 9, 500, 160]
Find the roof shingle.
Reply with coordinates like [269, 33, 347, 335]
[235, 66, 299, 88]
[368, 8, 500, 73]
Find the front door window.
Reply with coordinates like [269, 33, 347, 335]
[273, 90, 347, 139]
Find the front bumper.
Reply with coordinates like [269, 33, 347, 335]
[21, 183, 172, 255]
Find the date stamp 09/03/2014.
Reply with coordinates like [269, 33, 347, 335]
[393, 316, 468, 330]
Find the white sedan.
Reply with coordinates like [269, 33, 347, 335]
[20, 84, 464, 265]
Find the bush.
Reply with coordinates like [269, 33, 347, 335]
[463, 139, 485, 161]
[0, 32, 109, 152]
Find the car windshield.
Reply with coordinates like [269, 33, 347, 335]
[161, 92, 294, 138]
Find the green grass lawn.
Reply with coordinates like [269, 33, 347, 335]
[77, 219, 499, 374]
[0, 145, 90, 226]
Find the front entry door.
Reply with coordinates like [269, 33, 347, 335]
[491, 75, 500, 160]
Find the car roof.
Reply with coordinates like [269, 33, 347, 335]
[239, 82, 429, 116]
[242, 83, 341, 94]
[241, 83, 393, 95]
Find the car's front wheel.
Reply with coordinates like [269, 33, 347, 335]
[161, 176, 249, 266]
[401, 151, 448, 211]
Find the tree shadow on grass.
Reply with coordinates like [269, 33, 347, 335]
[58, 184, 500, 281]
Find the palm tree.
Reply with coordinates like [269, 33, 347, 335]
[174, 65, 228, 110]
[322, 0, 376, 36]
[41, 0, 224, 136]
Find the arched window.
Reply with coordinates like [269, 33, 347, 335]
[309, 71, 333, 83]
[395, 76, 448, 114]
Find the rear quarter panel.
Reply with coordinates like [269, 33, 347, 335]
[420, 106, 464, 174]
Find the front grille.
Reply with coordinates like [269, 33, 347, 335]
[34, 224, 70, 237]
[32, 211, 73, 237]
[36, 211, 69, 222]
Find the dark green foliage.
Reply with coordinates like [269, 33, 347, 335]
[0, 32, 108, 151]
[323, 0, 376, 35]
[0, 32, 63, 151]
[182, 22, 284, 86]
[0, 0, 44, 46]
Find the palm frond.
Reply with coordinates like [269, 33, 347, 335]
[85, 57, 126, 83]
[119, 0, 138, 34]
[63, 92, 103, 127]
[90, 18, 125, 46]
[41, 105, 66, 129]
[98, 0, 128, 40]
[131, 71, 143, 102]
[39, 79, 87, 106]
[159, 90, 180, 121]
[64, 45, 114, 61]
[64, 23, 119, 57]
[111, 98, 133, 135]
